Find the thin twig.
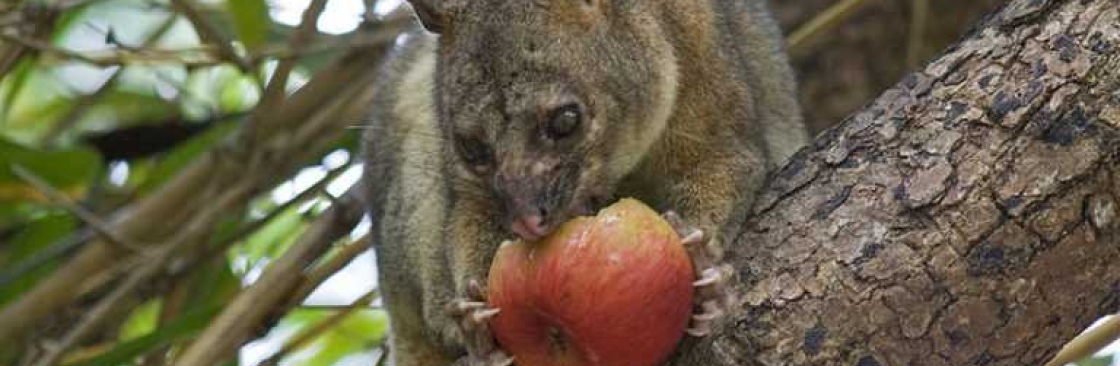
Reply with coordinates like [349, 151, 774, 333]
[10, 165, 142, 252]
[53, 0, 114, 11]
[30, 184, 254, 366]
[375, 343, 390, 366]
[0, 31, 218, 67]
[787, 0, 882, 58]
[202, 161, 353, 261]
[0, 230, 92, 288]
[259, 289, 380, 366]
[1, 17, 407, 69]
[0, 5, 57, 81]
[169, 0, 254, 72]
[906, 0, 930, 70]
[246, 0, 331, 140]
[41, 14, 179, 144]
[0, 31, 106, 65]
[1, 114, 248, 286]
[42, 71, 124, 143]
[294, 233, 373, 302]
[0, 23, 399, 348]
[171, 186, 366, 366]
[30, 246, 172, 366]
[138, 270, 193, 366]
[291, 303, 384, 311]
[1046, 315, 1120, 366]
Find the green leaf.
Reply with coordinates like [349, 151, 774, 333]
[227, 0, 272, 51]
[219, 72, 261, 113]
[0, 201, 36, 224]
[183, 65, 256, 118]
[120, 300, 162, 341]
[0, 137, 102, 202]
[0, 58, 73, 143]
[1, 57, 36, 126]
[69, 259, 238, 365]
[233, 205, 307, 270]
[0, 211, 77, 307]
[182, 255, 241, 310]
[60, 306, 222, 366]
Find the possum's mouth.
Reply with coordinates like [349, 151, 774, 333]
[499, 161, 613, 241]
[511, 216, 549, 241]
[507, 193, 613, 242]
[583, 194, 611, 216]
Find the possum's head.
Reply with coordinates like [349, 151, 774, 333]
[405, 0, 680, 241]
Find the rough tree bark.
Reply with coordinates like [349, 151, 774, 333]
[671, 0, 1120, 365]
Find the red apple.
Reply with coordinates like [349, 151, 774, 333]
[487, 198, 695, 366]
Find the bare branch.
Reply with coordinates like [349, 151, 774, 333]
[0, 22, 402, 347]
[40, 13, 178, 144]
[169, 0, 254, 72]
[786, 0, 882, 58]
[29, 184, 255, 366]
[905, 0, 931, 70]
[260, 289, 381, 366]
[1047, 316, 1120, 366]
[199, 160, 353, 260]
[294, 233, 374, 302]
[246, 0, 331, 141]
[10, 165, 140, 252]
[0, 30, 214, 67]
[171, 185, 367, 366]
[0, 5, 57, 80]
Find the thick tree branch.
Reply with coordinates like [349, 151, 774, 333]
[672, 0, 1120, 365]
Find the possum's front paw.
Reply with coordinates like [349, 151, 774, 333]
[661, 211, 736, 337]
[447, 279, 515, 366]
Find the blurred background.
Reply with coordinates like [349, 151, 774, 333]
[0, 0, 1114, 365]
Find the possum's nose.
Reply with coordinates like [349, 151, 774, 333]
[511, 214, 549, 242]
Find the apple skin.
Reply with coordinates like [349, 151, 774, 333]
[487, 198, 695, 366]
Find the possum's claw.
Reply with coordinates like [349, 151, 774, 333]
[448, 279, 514, 366]
[662, 210, 737, 338]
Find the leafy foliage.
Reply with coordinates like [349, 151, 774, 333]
[227, 0, 272, 50]
[0, 0, 384, 364]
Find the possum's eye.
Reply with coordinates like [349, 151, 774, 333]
[455, 136, 493, 168]
[546, 104, 582, 140]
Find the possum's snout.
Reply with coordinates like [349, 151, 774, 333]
[510, 213, 549, 241]
[495, 158, 585, 242]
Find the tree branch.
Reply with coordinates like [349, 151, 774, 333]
[250, 0, 330, 128]
[1048, 315, 1120, 366]
[785, 0, 881, 58]
[169, 0, 254, 72]
[171, 185, 367, 366]
[671, 0, 1120, 364]
[0, 20, 405, 348]
[260, 289, 381, 366]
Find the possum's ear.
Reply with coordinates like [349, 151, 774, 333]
[404, 0, 450, 33]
